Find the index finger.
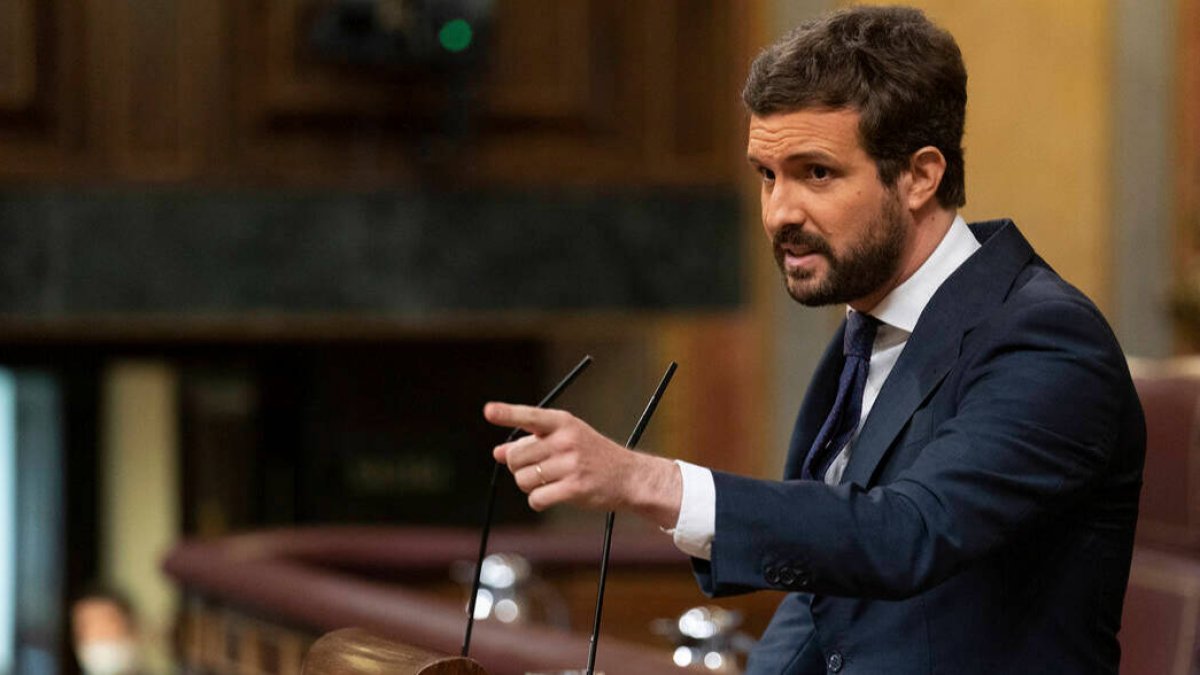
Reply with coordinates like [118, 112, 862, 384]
[483, 402, 565, 437]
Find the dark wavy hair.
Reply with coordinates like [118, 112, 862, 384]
[73, 584, 137, 627]
[743, 5, 967, 207]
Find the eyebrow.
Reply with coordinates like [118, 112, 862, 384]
[747, 150, 839, 166]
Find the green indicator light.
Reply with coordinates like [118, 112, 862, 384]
[439, 19, 473, 53]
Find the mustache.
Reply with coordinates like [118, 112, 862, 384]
[773, 224, 834, 260]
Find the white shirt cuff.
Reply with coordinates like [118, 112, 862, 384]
[664, 459, 715, 560]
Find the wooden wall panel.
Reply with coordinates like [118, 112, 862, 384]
[227, 0, 447, 185]
[229, 0, 747, 187]
[85, 0, 227, 181]
[1182, 0, 1200, 258]
[240, 0, 432, 116]
[238, 0, 598, 121]
[1176, 0, 1200, 348]
[229, 0, 634, 186]
[0, 0, 88, 180]
[478, 0, 752, 187]
[642, 0, 742, 182]
[0, 0, 752, 187]
[0, 0, 36, 110]
[485, 0, 595, 121]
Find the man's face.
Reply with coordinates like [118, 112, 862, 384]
[748, 108, 911, 309]
[72, 598, 134, 645]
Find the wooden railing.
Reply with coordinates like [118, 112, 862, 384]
[160, 526, 761, 675]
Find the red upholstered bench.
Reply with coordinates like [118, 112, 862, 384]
[1120, 547, 1200, 675]
[1130, 358, 1200, 552]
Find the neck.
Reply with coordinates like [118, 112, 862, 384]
[848, 205, 957, 314]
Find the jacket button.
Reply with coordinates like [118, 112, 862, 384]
[764, 566, 780, 584]
[827, 651, 844, 672]
[797, 570, 811, 589]
[778, 566, 796, 586]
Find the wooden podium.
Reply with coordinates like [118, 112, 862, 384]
[303, 629, 487, 675]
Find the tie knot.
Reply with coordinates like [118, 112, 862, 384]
[843, 311, 879, 359]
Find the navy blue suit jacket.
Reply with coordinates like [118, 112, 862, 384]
[693, 220, 1145, 674]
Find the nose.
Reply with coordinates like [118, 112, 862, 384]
[762, 180, 806, 238]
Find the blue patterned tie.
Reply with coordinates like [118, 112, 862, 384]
[802, 311, 880, 481]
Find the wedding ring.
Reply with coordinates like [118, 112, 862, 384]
[535, 463, 548, 486]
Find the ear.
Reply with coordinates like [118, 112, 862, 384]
[902, 146, 947, 211]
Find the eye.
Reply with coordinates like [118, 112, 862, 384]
[758, 166, 775, 183]
[809, 165, 832, 181]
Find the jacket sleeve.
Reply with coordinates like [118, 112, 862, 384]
[699, 298, 1136, 600]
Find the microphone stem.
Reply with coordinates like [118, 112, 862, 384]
[585, 511, 616, 672]
[585, 361, 677, 675]
[461, 460, 502, 656]
[461, 355, 593, 657]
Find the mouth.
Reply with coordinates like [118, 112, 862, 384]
[779, 244, 822, 272]
[773, 225, 833, 278]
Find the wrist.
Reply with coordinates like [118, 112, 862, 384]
[626, 454, 682, 529]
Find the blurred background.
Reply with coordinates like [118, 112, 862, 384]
[0, 0, 1195, 674]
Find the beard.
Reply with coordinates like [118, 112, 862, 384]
[772, 190, 908, 307]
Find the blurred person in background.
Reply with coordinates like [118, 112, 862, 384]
[71, 588, 143, 675]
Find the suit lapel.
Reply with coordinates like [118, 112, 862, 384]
[840, 312, 962, 486]
[841, 219, 1036, 486]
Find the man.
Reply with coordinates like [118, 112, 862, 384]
[71, 588, 144, 675]
[484, 6, 1144, 673]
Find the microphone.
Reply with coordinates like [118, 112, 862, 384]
[585, 361, 678, 675]
[461, 355, 594, 657]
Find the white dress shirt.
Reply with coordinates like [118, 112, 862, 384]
[669, 215, 981, 560]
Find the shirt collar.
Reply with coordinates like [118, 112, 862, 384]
[859, 214, 980, 334]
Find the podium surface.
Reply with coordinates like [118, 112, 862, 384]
[303, 629, 486, 675]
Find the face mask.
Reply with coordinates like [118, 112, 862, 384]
[76, 640, 139, 675]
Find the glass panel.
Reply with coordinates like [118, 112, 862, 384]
[0, 370, 15, 675]
[10, 371, 63, 675]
